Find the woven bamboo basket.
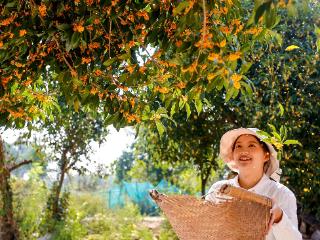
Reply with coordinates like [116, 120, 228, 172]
[150, 184, 272, 240]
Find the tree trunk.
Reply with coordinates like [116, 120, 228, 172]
[200, 170, 208, 196]
[201, 177, 206, 196]
[0, 139, 19, 240]
[200, 164, 213, 196]
[51, 150, 68, 220]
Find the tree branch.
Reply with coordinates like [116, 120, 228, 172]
[52, 35, 77, 76]
[8, 159, 33, 172]
[65, 155, 80, 172]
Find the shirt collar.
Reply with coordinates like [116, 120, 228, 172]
[232, 174, 271, 193]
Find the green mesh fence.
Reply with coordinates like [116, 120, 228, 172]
[105, 180, 181, 215]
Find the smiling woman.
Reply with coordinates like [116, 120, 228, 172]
[205, 128, 302, 240]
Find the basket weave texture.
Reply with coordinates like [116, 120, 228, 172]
[150, 184, 272, 240]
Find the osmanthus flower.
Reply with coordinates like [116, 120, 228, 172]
[231, 74, 242, 90]
[38, 4, 47, 17]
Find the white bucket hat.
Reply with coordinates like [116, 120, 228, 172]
[219, 128, 282, 182]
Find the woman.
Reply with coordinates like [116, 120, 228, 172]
[205, 128, 302, 240]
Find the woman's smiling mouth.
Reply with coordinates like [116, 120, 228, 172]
[239, 156, 252, 162]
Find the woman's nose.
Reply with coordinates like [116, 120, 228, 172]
[239, 150, 249, 155]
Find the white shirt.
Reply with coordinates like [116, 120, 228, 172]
[205, 174, 302, 240]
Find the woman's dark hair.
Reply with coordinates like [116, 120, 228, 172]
[232, 135, 269, 153]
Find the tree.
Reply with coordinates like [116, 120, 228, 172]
[0, 135, 44, 240]
[5, 138, 48, 178]
[0, 138, 20, 240]
[134, 91, 239, 195]
[40, 103, 108, 229]
[235, 2, 320, 222]
[111, 146, 135, 183]
[131, 1, 318, 200]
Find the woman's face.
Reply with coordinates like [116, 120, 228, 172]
[232, 134, 269, 174]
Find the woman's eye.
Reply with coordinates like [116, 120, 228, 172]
[235, 145, 241, 148]
[249, 144, 255, 147]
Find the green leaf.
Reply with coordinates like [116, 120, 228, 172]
[156, 107, 167, 115]
[194, 98, 203, 115]
[118, 73, 129, 83]
[254, 1, 271, 23]
[164, 96, 173, 109]
[278, 103, 284, 116]
[155, 120, 165, 136]
[141, 113, 149, 121]
[10, 82, 19, 94]
[103, 58, 116, 67]
[223, 78, 229, 90]
[257, 130, 271, 138]
[265, 7, 277, 29]
[74, 98, 80, 112]
[287, 1, 298, 17]
[225, 87, 235, 102]
[272, 31, 283, 46]
[179, 98, 185, 110]
[161, 114, 177, 126]
[267, 123, 277, 133]
[85, 16, 95, 25]
[240, 62, 252, 74]
[203, 98, 212, 107]
[272, 131, 282, 141]
[315, 24, 320, 36]
[284, 139, 302, 147]
[56, 24, 71, 31]
[105, 112, 120, 125]
[241, 81, 253, 96]
[5, 2, 17, 8]
[280, 125, 286, 139]
[185, 103, 191, 119]
[170, 102, 177, 117]
[173, 1, 190, 16]
[118, 53, 130, 60]
[216, 77, 224, 91]
[232, 88, 239, 99]
[72, 77, 83, 88]
[168, 58, 182, 66]
[69, 32, 81, 51]
[123, 101, 129, 112]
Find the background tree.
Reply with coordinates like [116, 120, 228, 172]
[0, 134, 45, 240]
[111, 146, 135, 183]
[239, 4, 320, 223]
[112, 143, 173, 184]
[134, 91, 240, 195]
[39, 101, 108, 232]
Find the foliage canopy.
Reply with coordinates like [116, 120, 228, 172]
[0, 0, 296, 129]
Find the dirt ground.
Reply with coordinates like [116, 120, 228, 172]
[141, 216, 165, 236]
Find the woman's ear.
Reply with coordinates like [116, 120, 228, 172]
[263, 158, 271, 173]
[264, 152, 270, 162]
